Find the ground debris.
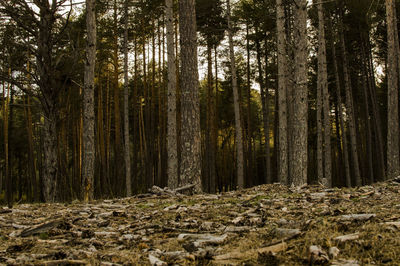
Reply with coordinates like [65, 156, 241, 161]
[1, 181, 400, 265]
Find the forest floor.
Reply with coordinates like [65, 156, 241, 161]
[1, 178, 400, 265]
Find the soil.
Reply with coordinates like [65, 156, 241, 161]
[1, 178, 400, 265]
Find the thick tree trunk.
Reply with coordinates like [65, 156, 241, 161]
[43, 109, 58, 202]
[82, 0, 96, 202]
[291, 0, 308, 186]
[123, 0, 131, 196]
[179, 0, 202, 192]
[276, 0, 288, 185]
[386, 0, 400, 179]
[227, 0, 244, 189]
[166, 0, 178, 189]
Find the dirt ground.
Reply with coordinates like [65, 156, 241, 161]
[1, 178, 400, 265]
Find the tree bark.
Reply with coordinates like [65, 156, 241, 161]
[166, 0, 178, 189]
[276, 0, 288, 185]
[317, 1, 331, 187]
[386, 0, 400, 179]
[330, 19, 351, 187]
[179, 0, 202, 192]
[291, 0, 308, 186]
[339, 14, 361, 186]
[82, 0, 96, 202]
[123, 0, 131, 196]
[227, 0, 245, 189]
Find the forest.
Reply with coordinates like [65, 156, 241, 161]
[0, 0, 400, 206]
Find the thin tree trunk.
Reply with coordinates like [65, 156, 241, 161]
[330, 20, 351, 187]
[386, 0, 400, 178]
[179, 0, 202, 192]
[227, 0, 244, 189]
[245, 23, 253, 187]
[166, 0, 178, 189]
[339, 14, 361, 186]
[276, 0, 288, 185]
[317, 1, 331, 187]
[123, 0, 131, 196]
[4, 75, 11, 207]
[207, 44, 216, 193]
[113, 0, 122, 194]
[82, 0, 96, 201]
[291, 0, 308, 186]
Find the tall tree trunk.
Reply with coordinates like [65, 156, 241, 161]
[386, 0, 400, 179]
[276, 0, 288, 185]
[291, 0, 308, 186]
[113, 0, 122, 194]
[207, 44, 216, 193]
[330, 20, 351, 187]
[227, 0, 244, 189]
[317, 1, 331, 187]
[43, 108, 58, 202]
[82, 0, 96, 202]
[245, 23, 253, 187]
[166, 0, 178, 189]
[255, 32, 271, 184]
[179, 0, 202, 192]
[339, 15, 361, 186]
[4, 76, 11, 207]
[123, 0, 131, 196]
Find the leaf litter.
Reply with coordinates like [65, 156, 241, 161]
[1, 178, 400, 265]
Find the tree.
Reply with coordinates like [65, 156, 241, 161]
[0, 0, 74, 202]
[227, 0, 245, 189]
[291, 0, 308, 186]
[386, 0, 400, 179]
[82, 0, 97, 202]
[179, 0, 202, 192]
[316, 1, 331, 187]
[123, 0, 132, 196]
[276, 0, 288, 185]
[166, 0, 178, 189]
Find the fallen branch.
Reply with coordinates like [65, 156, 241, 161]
[20, 218, 63, 237]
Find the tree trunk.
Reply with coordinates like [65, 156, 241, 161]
[82, 0, 96, 202]
[166, 0, 178, 189]
[386, 0, 400, 179]
[207, 44, 217, 193]
[43, 108, 58, 202]
[123, 0, 131, 196]
[245, 23, 253, 187]
[4, 76, 11, 207]
[179, 0, 202, 192]
[317, 1, 331, 187]
[291, 0, 308, 186]
[113, 0, 122, 194]
[339, 15, 361, 186]
[330, 20, 351, 187]
[276, 0, 288, 185]
[255, 32, 271, 184]
[227, 0, 244, 189]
